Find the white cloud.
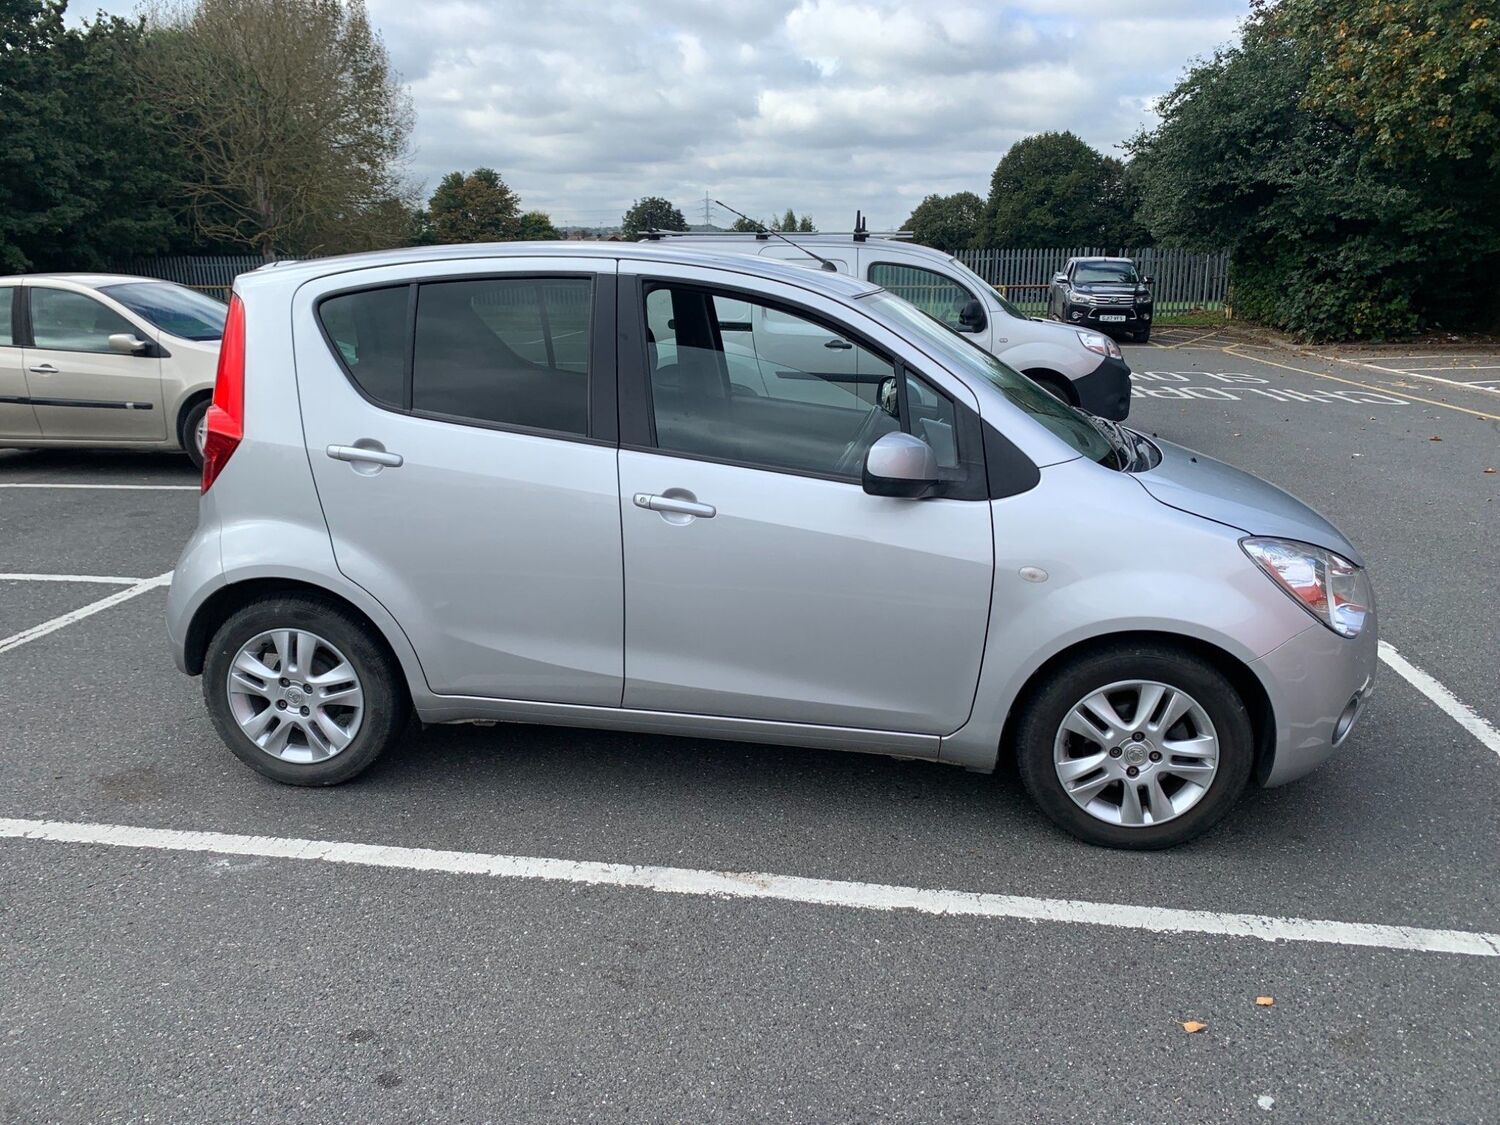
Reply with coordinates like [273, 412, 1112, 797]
[74, 0, 1248, 229]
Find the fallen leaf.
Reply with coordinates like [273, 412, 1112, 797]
[1429, 435, 1443, 441]
[1182, 1020, 1208, 1034]
[1485, 467, 1496, 474]
[1256, 996, 1275, 1006]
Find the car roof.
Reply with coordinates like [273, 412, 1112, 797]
[239, 241, 883, 299]
[0, 273, 170, 288]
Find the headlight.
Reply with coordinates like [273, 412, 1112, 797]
[1076, 331, 1122, 360]
[1242, 538, 1371, 638]
[1070, 291, 1096, 305]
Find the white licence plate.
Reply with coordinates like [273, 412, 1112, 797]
[1099, 314, 1127, 322]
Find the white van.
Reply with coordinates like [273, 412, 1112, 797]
[651, 232, 1132, 419]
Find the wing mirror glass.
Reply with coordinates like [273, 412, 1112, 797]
[862, 431, 938, 499]
[957, 298, 987, 333]
[108, 333, 149, 355]
[1052, 273, 1067, 284]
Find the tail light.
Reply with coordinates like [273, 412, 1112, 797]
[202, 294, 245, 493]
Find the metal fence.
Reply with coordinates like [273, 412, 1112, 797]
[956, 247, 1230, 316]
[109, 254, 296, 301]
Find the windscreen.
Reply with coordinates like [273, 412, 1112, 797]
[860, 291, 1117, 466]
[1072, 262, 1139, 285]
[99, 282, 227, 341]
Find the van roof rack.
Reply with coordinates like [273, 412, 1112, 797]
[643, 211, 912, 242]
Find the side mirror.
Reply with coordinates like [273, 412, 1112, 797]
[1052, 273, 1067, 285]
[957, 298, 987, 333]
[862, 432, 938, 499]
[108, 333, 149, 355]
[1142, 275, 1154, 286]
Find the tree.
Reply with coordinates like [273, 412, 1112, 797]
[984, 132, 1141, 248]
[797, 215, 815, 232]
[730, 216, 763, 232]
[902, 192, 984, 252]
[1127, 2, 1500, 339]
[143, 0, 414, 259]
[621, 196, 687, 239]
[773, 208, 798, 232]
[427, 168, 521, 243]
[1282, 0, 1499, 171]
[517, 210, 561, 241]
[0, 1, 185, 271]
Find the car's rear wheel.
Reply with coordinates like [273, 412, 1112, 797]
[180, 398, 210, 470]
[1014, 645, 1253, 848]
[203, 596, 409, 785]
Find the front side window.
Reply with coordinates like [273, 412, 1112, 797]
[413, 277, 591, 436]
[643, 283, 961, 477]
[869, 262, 976, 332]
[29, 288, 138, 353]
[1072, 261, 1139, 285]
[98, 282, 226, 341]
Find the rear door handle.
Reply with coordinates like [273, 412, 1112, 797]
[633, 493, 716, 518]
[28, 363, 58, 375]
[327, 444, 403, 468]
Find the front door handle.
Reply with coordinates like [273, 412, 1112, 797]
[633, 492, 716, 518]
[824, 338, 853, 350]
[28, 363, 58, 375]
[327, 444, 403, 468]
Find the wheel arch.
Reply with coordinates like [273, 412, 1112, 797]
[995, 629, 1277, 785]
[174, 388, 213, 449]
[1021, 367, 1078, 405]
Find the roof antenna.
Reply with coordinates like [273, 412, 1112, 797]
[713, 199, 839, 272]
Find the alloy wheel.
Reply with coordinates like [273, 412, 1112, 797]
[226, 629, 365, 764]
[1053, 679, 1219, 827]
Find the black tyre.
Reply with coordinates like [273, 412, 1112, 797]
[180, 397, 210, 470]
[1014, 644, 1253, 849]
[1132, 326, 1152, 344]
[1027, 371, 1074, 407]
[203, 595, 410, 785]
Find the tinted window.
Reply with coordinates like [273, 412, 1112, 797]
[99, 282, 227, 341]
[413, 277, 591, 436]
[0, 288, 13, 346]
[869, 262, 976, 332]
[318, 286, 408, 407]
[30, 288, 137, 352]
[645, 283, 963, 477]
[1073, 261, 1139, 284]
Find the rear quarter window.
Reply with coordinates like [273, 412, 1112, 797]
[317, 286, 408, 407]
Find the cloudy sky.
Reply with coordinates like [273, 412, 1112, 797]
[80, 0, 1247, 229]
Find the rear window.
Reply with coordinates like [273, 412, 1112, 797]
[315, 277, 594, 438]
[317, 286, 409, 407]
[411, 278, 591, 436]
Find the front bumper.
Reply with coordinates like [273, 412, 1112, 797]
[1250, 617, 1378, 787]
[1067, 303, 1153, 332]
[1071, 355, 1132, 421]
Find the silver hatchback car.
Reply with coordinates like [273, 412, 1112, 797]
[167, 244, 1376, 848]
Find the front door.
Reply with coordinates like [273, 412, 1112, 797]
[618, 271, 993, 736]
[23, 285, 164, 441]
[295, 262, 623, 704]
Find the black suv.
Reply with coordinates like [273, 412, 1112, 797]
[1047, 257, 1154, 343]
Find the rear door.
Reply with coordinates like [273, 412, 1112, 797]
[0, 286, 39, 438]
[294, 258, 624, 704]
[22, 284, 165, 441]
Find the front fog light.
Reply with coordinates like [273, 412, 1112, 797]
[1242, 537, 1372, 638]
[1333, 693, 1362, 744]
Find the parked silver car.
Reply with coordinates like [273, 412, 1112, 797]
[167, 243, 1376, 848]
[0, 274, 224, 465]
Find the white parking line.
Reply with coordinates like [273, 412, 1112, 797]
[1, 817, 1495, 957]
[1406, 364, 1500, 372]
[1379, 642, 1500, 762]
[0, 572, 172, 655]
[0, 573, 145, 585]
[1329, 359, 1500, 396]
[0, 483, 198, 491]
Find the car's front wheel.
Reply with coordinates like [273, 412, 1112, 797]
[203, 596, 410, 785]
[1014, 644, 1253, 848]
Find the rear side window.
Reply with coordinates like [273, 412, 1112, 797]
[868, 262, 975, 332]
[412, 277, 591, 436]
[318, 286, 408, 407]
[0, 288, 13, 346]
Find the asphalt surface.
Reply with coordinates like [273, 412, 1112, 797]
[1, 338, 1497, 1123]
